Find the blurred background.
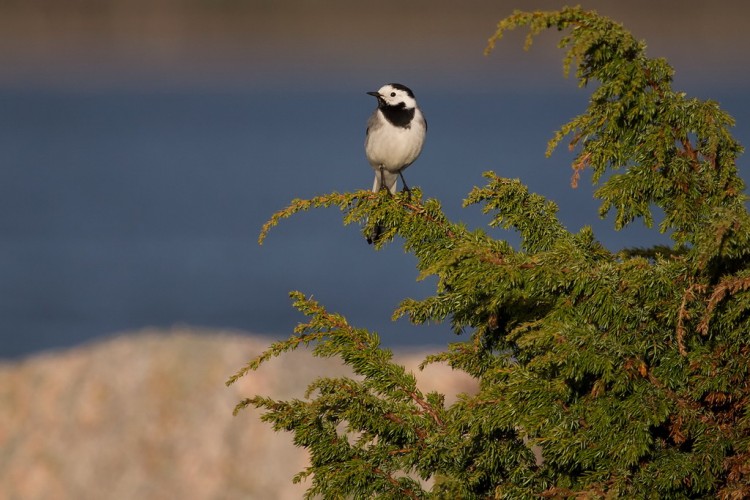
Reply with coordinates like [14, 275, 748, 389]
[2, 1, 750, 498]
[1, 0, 749, 358]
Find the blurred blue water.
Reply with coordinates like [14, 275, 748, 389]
[0, 85, 747, 358]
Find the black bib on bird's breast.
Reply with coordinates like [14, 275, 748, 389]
[380, 102, 415, 128]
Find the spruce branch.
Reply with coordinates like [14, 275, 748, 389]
[228, 291, 447, 428]
[257, 188, 459, 249]
[676, 282, 708, 357]
[486, 6, 745, 247]
[464, 171, 568, 253]
[257, 190, 367, 245]
[698, 273, 750, 336]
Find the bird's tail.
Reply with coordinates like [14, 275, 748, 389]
[366, 223, 383, 245]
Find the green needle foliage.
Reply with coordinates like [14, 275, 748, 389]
[228, 7, 750, 498]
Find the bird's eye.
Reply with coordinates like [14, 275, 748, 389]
[390, 92, 396, 97]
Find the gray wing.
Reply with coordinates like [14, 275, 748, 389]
[417, 110, 427, 132]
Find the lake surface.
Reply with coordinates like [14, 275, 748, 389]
[1, 85, 747, 358]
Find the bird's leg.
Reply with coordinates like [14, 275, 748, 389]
[379, 166, 390, 195]
[399, 172, 411, 199]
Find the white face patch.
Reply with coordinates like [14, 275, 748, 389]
[377, 84, 417, 109]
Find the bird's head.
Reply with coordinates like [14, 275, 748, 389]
[367, 83, 417, 109]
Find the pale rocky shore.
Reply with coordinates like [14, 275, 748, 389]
[0, 330, 476, 499]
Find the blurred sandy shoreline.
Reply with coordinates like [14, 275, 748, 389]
[0, 328, 477, 499]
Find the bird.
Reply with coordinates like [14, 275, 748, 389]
[364, 83, 427, 243]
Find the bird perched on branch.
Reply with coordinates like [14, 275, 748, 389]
[364, 83, 427, 243]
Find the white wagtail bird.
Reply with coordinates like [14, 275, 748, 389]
[365, 83, 427, 243]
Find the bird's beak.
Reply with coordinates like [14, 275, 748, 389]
[367, 91, 380, 98]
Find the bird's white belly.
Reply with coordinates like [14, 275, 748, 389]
[366, 124, 425, 173]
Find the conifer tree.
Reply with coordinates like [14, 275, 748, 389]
[227, 7, 750, 498]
